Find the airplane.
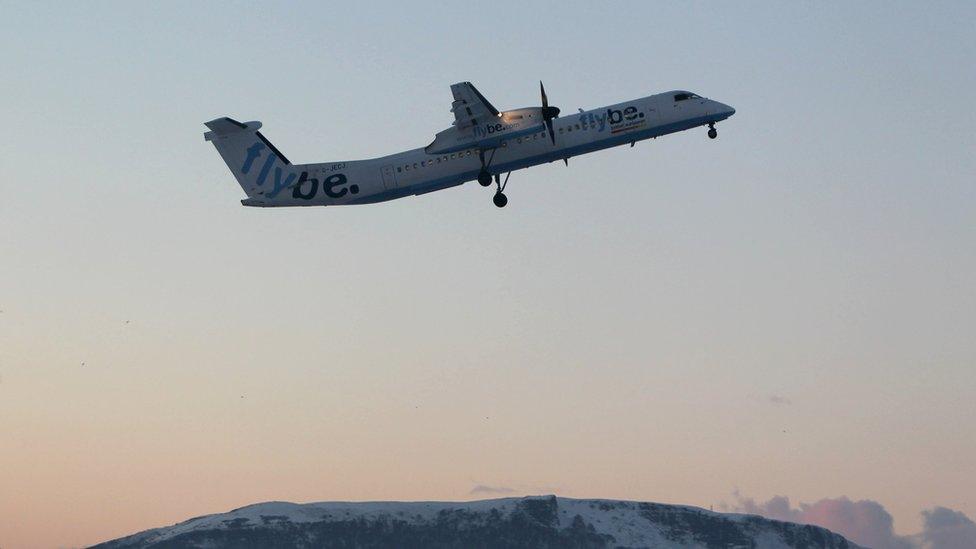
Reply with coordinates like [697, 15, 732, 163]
[204, 81, 735, 208]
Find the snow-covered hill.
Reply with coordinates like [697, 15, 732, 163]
[92, 495, 863, 548]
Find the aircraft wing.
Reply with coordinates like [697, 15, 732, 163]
[450, 82, 499, 131]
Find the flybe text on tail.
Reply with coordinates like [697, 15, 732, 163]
[241, 141, 358, 200]
[241, 141, 295, 199]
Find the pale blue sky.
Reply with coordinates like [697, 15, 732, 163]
[1, 2, 974, 547]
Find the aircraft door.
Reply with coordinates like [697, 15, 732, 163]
[661, 96, 679, 125]
[381, 165, 398, 190]
[644, 104, 661, 129]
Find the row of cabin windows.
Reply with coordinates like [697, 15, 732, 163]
[398, 149, 470, 172]
[396, 119, 619, 173]
[398, 148, 498, 172]
[511, 122, 601, 146]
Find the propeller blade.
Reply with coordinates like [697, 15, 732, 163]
[540, 80, 558, 145]
[540, 81, 560, 119]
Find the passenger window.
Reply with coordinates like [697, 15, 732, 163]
[413, 163, 418, 169]
[397, 167, 402, 173]
[575, 124, 580, 130]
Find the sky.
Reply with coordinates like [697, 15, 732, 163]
[0, 1, 974, 548]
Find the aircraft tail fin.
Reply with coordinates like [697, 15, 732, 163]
[203, 117, 292, 198]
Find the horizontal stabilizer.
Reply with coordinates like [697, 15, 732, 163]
[203, 117, 263, 141]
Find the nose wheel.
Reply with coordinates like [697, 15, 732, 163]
[707, 123, 718, 139]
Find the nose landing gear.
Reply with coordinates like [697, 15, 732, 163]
[707, 123, 718, 139]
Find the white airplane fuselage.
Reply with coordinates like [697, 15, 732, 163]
[206, 90, 735, 207]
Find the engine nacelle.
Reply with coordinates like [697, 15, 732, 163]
[425, 108, 545, 154]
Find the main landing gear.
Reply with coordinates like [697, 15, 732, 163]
[493, 191, 508, 208]
[478, 170, 492, 186]
[476, 147, 509, 208]
[492, 172, 511, 208]
[477, 149, 496, 187]
[707, 123, 718, 139]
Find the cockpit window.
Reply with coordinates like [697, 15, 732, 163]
[674, 92, 699, 102]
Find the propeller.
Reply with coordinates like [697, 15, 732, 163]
[540, 81, 560, 145]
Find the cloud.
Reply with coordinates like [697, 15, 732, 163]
[723, 492, 909, 549]
[470, 484, 515, 495]
[767, 394, 791, 405]
[722, 492, 975, 549]
[920, 507, 976, 549]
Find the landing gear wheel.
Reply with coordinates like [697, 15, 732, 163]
[707, 125, 717, 139]
[478, 170, 492, 187]
[493, 192, 508, 208]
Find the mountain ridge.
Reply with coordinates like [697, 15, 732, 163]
[92, 495, 864, 548]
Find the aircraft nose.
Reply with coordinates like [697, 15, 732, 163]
[719, 102, 735, 117]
